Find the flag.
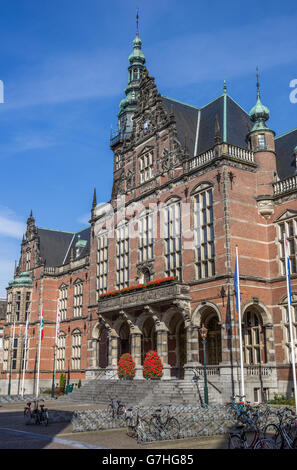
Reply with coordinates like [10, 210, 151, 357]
[283, 233, 292, 306]
[234, 251, 240, 312]
[40, 311, 44, 341]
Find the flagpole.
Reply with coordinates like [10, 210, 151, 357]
[21, 318, 29, 398]
[236, 245, 245, 401]
[8, 312, 16, 396]
[51, 298, 60, 398]
[283, 233, 297, 414]
[36, 310, 42, 398]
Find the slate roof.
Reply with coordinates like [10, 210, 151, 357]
[162, 93, 296, 180]
[161, 94, 253, 157]
[37, 226, 90, 267]
[275, 128, 297, 180]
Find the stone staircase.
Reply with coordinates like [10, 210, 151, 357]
[59, 377, 223, 406]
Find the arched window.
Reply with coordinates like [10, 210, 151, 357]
[243, 310, 265, 364]
[71, 330, 82, 370]
[193, 184, 215, 279]
[56, 333, 66, 371]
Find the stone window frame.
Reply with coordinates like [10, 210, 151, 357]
[56, 331, 66, 371]
[278, 217, 297, 275]
[163, 197, 182, 281]
[282, 302, 297, 363]
[15, 291, 21, 322]
[73, 279, 83, 318]
[25, 249, 31, 271]
[97, 229, 108, 298]
[3, 336, 9, 371]
[6, 291, 12, 323]
[114, 152, 122, 171]
[71, 329, 82, 370]
[12, 336, 18, 370]
[139, 150, 154, 184]
[116, 220, 130, 289]
[58, 284, 68, 321]
[257, 134, 266, 150]
[192, 183, 215, 280]
[243, 310, 263, 365]
[138, 209, 155, 265]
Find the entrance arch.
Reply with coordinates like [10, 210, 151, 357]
[167, 310, 186, 379]
[141, 316, 157, 363]
[118, 321, 130, 360]
[198, 308, 222, 366]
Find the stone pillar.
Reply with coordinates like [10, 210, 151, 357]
[156, 324, 171, 380]
[106, 329, 119, 379]
[184, 325, 200, 381]
[131, 330, 143, 379]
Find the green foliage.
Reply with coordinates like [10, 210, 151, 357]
[268, 393, 295, 406]
[59, 372, 66, 390]
[77, 379, 82, 389]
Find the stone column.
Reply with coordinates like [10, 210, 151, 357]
[131, 330, 143, 379]
[184, 325, 200, 381]
[106, 329, 119, 380]
[156, 323, 171, 380]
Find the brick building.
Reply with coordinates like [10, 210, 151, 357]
[1, 25, 297, 403]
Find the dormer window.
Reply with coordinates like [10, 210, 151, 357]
[75, 236, 87, 259]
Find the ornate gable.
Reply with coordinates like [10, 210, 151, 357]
[274, 209, 297, 223]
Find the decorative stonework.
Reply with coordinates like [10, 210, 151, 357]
[256, 197, 274, 219]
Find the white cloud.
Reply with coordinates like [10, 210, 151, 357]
[77, 213, 91, 225]
[0, 207, 25, 239]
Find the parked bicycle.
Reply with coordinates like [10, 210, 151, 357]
[149, 404, 180, 441]
[125, 407, 149, 440]
[24, 399, 49, 426]
[228, 416, 276, 449]
[106, 396, 126, 419]
[264, 408, 297, 449]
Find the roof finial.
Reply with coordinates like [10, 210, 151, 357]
[224, 79, 227, 94]
[136, 7, 139, 38]
[92, 187, 97, 209]
[256, 66, 260, 99]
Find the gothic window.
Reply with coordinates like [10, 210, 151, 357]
[282, 304, 297, 363]
[138, 211, 154, 263]
[115, 153, 122, 171]
[6, 292, 12, 323]
[278, 219, 297, 275]
[71, 330, 82, 370]
[194, 186, 215, 279]
[59, 285, 68, 321]
[73, 281, 83, 318]
[97, 231, 108, 299]
[3, 337, 9, 371]
[25, 292, 31, 322]
[243, 311, 264, 364]
[25, 250, 31, 271]
[257, 134, 266, 150]
[139, 151, 154, 183]
[12, 337, 18, 370]
[15, 291, 21, 322]
[116, 222, 129, 289]
[164, 200, 182, 280]
[56, 333, 66, 371]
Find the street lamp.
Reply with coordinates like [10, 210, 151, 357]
[199, 323, 209, 406]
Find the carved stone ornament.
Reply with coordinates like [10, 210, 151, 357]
[257, 198, 274, 219]
[126, 169, 134, 191]
[161, 147, 182, 172]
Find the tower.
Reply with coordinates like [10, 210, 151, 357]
[111, 9, 146, 147]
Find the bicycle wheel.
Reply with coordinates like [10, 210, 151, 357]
[165, 417, 180, 439]
[264, 423, 283, 449]
[125, 416, 136, 438]
[149, 417, 161, 441]
[24, 409, 31, 425]
[228, 434, 244, 449]
[254, 438, 276, 449]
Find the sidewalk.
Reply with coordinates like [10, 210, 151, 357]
[0, 399, 228, 449]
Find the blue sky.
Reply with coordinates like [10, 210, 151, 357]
[0, 0, 296, 296]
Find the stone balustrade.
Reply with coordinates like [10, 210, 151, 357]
[273, 174, 297, 196]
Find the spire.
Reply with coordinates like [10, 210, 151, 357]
[136, 7, 139, 38]
[223, 80, 227, 94]
[249, 67, 270, 132]
[92, 187, 97, 209]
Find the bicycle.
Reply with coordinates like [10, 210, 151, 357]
[125, 407, 149, 439]
[264, 409, 297, 449]
[228, 417, 276, 449]
[106, 396, 126, 419]
[24, 399, 48, 425]
[227, 395, 252, 420]
[39, 401, 49, 426]
[149, 404, 180, 441]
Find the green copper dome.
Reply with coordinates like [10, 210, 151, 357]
[8, 271, 33, 287]
[249, 70, 270, 132]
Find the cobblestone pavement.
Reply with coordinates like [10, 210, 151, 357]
[0, 399, 228, 450]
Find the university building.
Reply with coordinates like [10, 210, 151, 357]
[1, 23, 297, 404]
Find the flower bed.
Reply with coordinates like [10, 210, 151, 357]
[118, 353, 136, 379]
[99, 276, 176, 299]
[143, 350, 163, 379]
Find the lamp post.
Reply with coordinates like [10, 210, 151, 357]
[51, 343, 57, 398]
[199, 324, 209, 406]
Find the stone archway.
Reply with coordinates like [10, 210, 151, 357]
[98, 327, 109, 369]
[167, 311, 186, 379]
[197, 307, 222, 366]
[141, 316, 157, 364]
[118, 321, 131, 360]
